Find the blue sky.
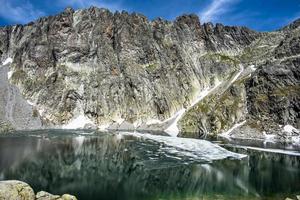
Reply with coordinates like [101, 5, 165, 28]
[0, 0, 299, 31]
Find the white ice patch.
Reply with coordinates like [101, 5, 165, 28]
[121, 131, 246, 161]
[249, 65, 256, 71]
[7, 70, 13, 79]
[26, 100, 35, 106]
[282, 125, 300, 144]
[98, 124, 110, 131]
[164, 80, 223, 137]
[2, 57, 12, 66]
[115, 118, 125, 124]
[233, 145, 300, 156]
[62, 114, 94, 129]
[230, 64, 244, 84]
[219, 121, 246, 138]
[283, 125, 299, 134]
[190, 79, 222, 108]
[146, 119, 163, 125]
[164, 109, 186, 137]
[263, 132, 276, 141]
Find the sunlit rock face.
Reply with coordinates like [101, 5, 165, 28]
[0, 131, 299, 200]
[0, 6, 299, 138]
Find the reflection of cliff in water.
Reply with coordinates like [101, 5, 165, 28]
[0, 131, 300, 200]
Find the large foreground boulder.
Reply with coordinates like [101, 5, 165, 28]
[0, 180, 77, 200]
[0, 180, 35, 200]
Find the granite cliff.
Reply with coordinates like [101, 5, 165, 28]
[0, 7, 299, 142]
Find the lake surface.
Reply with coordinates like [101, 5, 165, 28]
[0, 130, 300, 200]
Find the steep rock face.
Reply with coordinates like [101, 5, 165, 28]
[246, 58, 300, 127]
[0, 6, 299, 139]
[0, 7, 259, 129]
[178, 21, 300, 139]
[0, 66, 42, 132]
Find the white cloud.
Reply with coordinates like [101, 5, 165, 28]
[199, 0, 238, 22]
[60, 0, 123, 11]
[0, 0, 45, 24]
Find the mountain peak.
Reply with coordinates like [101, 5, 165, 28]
[281, 18, 300, 31]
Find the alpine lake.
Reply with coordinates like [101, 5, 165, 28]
[0, 130, 299, 200]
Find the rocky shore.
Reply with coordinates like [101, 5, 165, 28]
[0, 180, 77, 200]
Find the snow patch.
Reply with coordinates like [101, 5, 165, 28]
[114, 118, 125, 124]
[26, 100, 35, 106]
[190, 79, 222, 108]
[62, 114, 95, 129]
[249, 65, 256, 71]
[164, 80, 223, 137]
[283, 125, 299, 134]
[164, 109, 186, 137]
[146, 119, 163, 125]
[263, 132, 276, 141]
[121, 131, 246, 161]
[219, 121, 246, 138]
[7, 70, 13, 79]
[98, 124, 110, 131]
[230, 64, 244, 84]
[2, 57, 12, 66]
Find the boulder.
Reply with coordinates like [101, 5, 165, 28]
[0, 180, 35, 200]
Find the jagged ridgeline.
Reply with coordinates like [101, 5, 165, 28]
[0, 7, 299, 138]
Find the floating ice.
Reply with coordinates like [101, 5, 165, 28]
[121, 132, 247, 161]
[232, 145, 300, 156]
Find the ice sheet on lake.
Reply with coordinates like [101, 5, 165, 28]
[121, 132, 247, 162]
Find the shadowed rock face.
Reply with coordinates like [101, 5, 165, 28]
[0, 66, 42, 132]
[0, 7, 299, 137]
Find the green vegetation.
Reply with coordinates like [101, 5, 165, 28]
[204, 53, 240, 66]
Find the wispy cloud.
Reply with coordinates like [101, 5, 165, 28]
[199, 0, 238, 22]
[59, 0, 123, 12]
[0, 0, 45, 24]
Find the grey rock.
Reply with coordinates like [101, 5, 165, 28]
[0, 180, 35, 200]
[36, 191, 60, 200]
[0, 65, 42, 131]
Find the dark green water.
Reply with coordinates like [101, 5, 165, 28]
[0, 130, 299, 200]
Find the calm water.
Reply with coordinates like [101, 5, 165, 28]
[0, 130, 299, 200]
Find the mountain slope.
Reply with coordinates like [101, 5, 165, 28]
[0, 7, 299, 142]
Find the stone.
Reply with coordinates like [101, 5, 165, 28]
[61, 194, 77, 200]
[0, 180, 35, 200]
[36, 191, 61, 200]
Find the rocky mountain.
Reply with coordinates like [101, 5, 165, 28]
[0, 7, 299, 142]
